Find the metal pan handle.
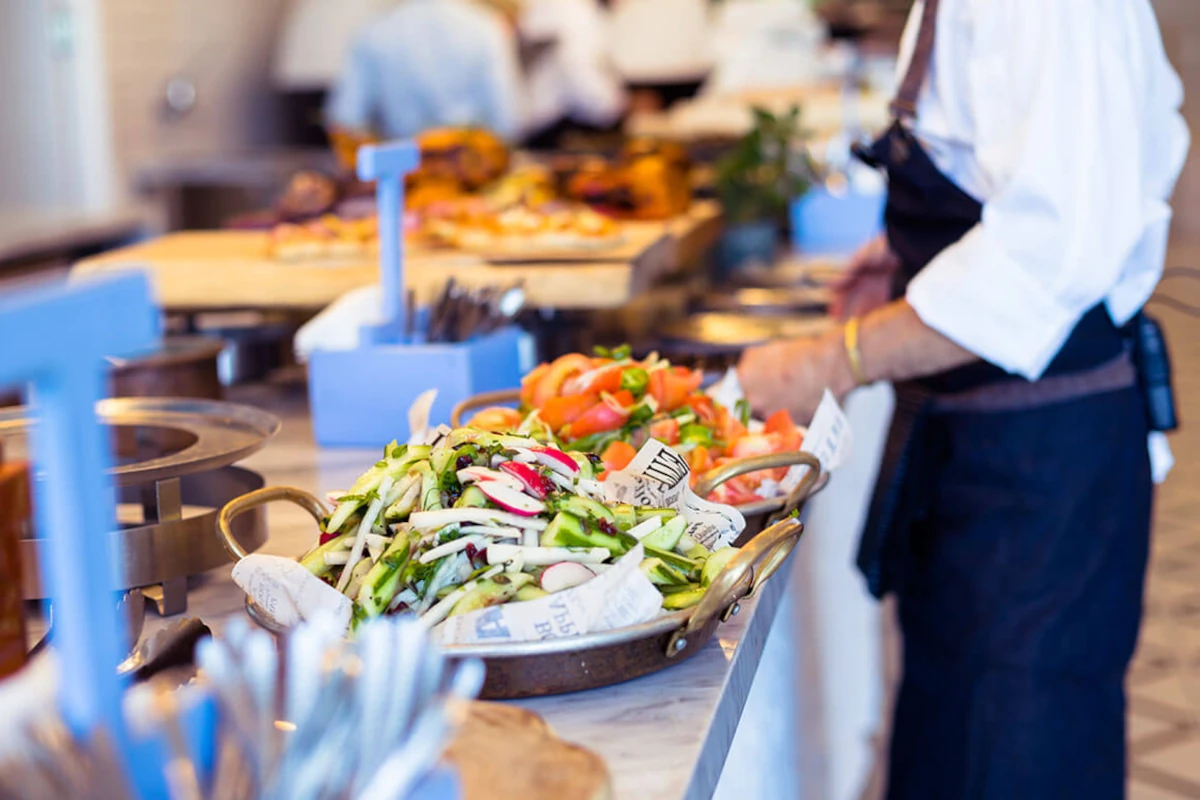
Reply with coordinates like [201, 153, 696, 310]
[665, 516, 804, 658]
[217, 485, 328, 560]
[693, 450, 823, 519]
[449, 388, 522, 428]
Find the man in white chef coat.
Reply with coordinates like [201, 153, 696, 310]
[738, 1, 1189, 797]
[325, 0, 523, 146]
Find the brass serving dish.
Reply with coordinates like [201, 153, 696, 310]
[450, 389, 828, 541]
[218, 488, 809, 700]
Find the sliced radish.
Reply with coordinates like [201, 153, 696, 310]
[540, 562, 596, 593]
[499, 461, 555, 498]
[476, 481, 546, 517]
[523, 445, 580, 477]
[410, 507, 549, 532]
[457, 466, 522, 489]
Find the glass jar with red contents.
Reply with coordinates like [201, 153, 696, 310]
[0, 459, 29, 679]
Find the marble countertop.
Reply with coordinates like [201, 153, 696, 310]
[150, 386, 799, 799]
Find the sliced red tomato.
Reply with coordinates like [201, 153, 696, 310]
[648, 417, 681, 445]
[647, 366, 703, 412]
[600, 389, 636, 414]
[531, 354, 593, 407]
[704, 456, 772, 504]
[730, 432, 785, 459]
[564, 398, 629, 438]
[601, 440, 638, 472]
[686, 444, 712, 476]
[684, 394, 717, 423]
[466, 407, 523, 432]
[562, 362, 625, 396]
[540, 394, 598, 432]
[764, 409, 802, 451]
[520, 363, 550, 407]
[714, 408, 748, 452]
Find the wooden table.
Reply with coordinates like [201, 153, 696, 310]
[72, 203, 722, 313]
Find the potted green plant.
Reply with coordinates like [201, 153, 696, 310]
[714, 105, 816, 273]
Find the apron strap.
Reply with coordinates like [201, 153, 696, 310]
[889, 0, 941, 121]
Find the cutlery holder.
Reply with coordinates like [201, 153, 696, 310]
[308, 326, 534, 448]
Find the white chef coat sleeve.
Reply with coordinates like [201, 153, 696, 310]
[905, 1, 1186, 380]
[325, 32, 378, 132]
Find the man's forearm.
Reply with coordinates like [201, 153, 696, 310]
[856, 300, 978, 385]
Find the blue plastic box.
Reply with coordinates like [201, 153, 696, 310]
[790, 186, 886, 255]
[309, 327, 534, 448]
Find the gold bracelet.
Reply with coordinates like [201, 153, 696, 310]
[844, 317, 868, 386]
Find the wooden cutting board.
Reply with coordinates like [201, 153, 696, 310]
[74, 231, 673, 312]
[445, 702, 610, 800]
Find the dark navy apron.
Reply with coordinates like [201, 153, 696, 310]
[853, 1, 1153, 797]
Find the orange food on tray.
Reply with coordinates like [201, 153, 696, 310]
[466, 346, 809, 506]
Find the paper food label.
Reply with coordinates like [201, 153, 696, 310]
[436, 544, 663, 645]
[605, 439, 745, 549]
[782, 390, 853, 492]
[705, 367, 744, 410]
[232, 555, 353, 632]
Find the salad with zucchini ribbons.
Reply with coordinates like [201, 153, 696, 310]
[305, 429, 740, 630]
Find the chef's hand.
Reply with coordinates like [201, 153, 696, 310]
[737, 327, 855, 424]
[829, 235, 900, 321]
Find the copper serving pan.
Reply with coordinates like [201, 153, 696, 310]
[451, 389, 828, 541]
[218, 487, 806, 700]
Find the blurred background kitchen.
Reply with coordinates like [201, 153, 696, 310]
[0, 0, 904, 262]
[5, 2, 1200, 799]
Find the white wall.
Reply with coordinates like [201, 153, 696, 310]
[0, 0, 114, 210]
[100, 0, 292, 200]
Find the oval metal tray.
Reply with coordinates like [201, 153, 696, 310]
[220, 485, 805, 700]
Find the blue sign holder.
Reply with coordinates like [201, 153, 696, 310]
[0, 274, 175, 795]
[308, 141, 530, 448]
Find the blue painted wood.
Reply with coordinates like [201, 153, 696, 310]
[790, 187, 885, 256]
[0, 273, 160, 792]
[310, 139, 533, 447]
[357, 140, 420, 342]
[309, 327, 533, 448]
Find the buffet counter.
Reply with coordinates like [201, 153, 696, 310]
[131, 378, 894, 799]
[150, 386, 803, 799]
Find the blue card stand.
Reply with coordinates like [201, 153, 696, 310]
[306, 140, 531, 447]
[790, 185, 886, 256]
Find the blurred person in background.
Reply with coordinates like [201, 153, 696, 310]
[519, 0, 627, 149]
[324, 0, 522, 170]
[608, 0, 714, 111]
[737, 0, 1188, 797]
